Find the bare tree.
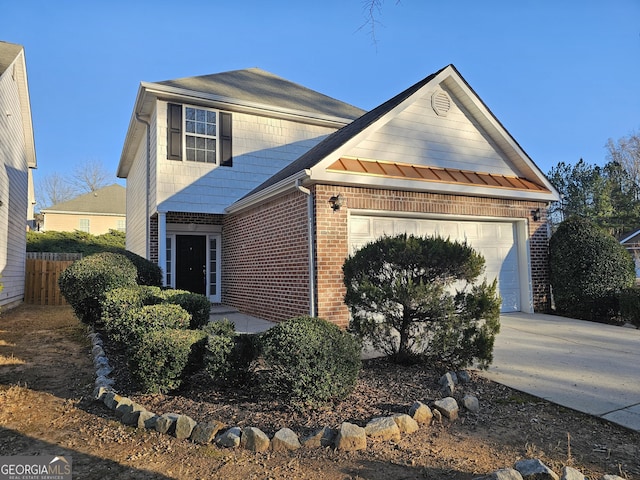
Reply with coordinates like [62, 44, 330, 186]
[606, 131, 640, 197]
[38, 172, 79, 208]
[70, 159, 113, 193]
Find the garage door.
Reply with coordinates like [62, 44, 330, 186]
[348, 215, 521, 312]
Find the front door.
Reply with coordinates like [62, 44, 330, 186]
[176, 235, 206, 295]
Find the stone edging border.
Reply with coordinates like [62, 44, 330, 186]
[87, 330, 626, 480]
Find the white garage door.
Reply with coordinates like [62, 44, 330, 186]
[348, 215, 521, 312]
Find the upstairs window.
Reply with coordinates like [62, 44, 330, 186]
[168, 103, 232, 166]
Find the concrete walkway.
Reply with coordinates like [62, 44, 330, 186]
[480, 312, 640, 432]
[209, 306, 640, 432]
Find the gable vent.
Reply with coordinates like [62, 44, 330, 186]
[431, 91, 451, 116]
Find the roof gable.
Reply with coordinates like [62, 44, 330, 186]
[240, 64, 559, 205]
[41, 184, 126, 215]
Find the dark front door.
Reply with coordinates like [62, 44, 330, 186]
[176, 235, 206, 295]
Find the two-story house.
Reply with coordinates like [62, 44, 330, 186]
[0, 41, 37, 308]
[117, 65, 559, 327]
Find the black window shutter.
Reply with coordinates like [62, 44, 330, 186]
[220, 112, 232, 167]
[167, 103, 182, 160]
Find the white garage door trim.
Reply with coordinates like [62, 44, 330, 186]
[347, 210, 533, 313]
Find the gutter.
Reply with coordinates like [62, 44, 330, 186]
[296, 178, 317, 318]
[135, 113, 151, 259]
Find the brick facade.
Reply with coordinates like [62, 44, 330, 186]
[314, 185, 552, 327]
[222, 191, 312, 322]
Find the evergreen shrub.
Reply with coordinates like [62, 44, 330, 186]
[203, 320, 259, 385]
[549, 217, 635, 322]
[260, 316, 361, 406]
[619, 287, 640, 328]
[128, 328, 207, 393]
[343, 234, 501, 367]
[123, 304, 192, 345]
[161, 290, 211, 328]
[58, 252, 137, 325]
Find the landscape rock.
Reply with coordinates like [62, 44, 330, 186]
[514, 458, 559, 480]
[560, 466, 585, 480]
[92, 385, 111, 401]
[103, 391, 122, 410]
[190, 421, 225, 445]
[473, 468, 524, 480]
[409, 401, 433, 424]
[91, 345, 105, 357]
[155, 413, 179, 435]
[216, 427, 242, 448]
[137, 410, 158, 430]
[121, 403, 145, 426]
[364, 417, 401, 442]
[96, 365, 113, 377]
[457, 370, 471, 384]
[433, 397, 459, 420]
[334, 422, 366, 451]
[93, 355, 110, 368]
[602, 476, 626, 480]
[301, 426, 336, 448]
[392, 414, 419, 434]
[113, 396, 134, 417]
[174, 414, 197, 439]
[241, 427, 270, 452]
[271, 428, 301, 451]
[439, 371, 458, 386]
[462, 394, 480, 413]
[432, 408, 442, 423]
[95, 375, 115, 387]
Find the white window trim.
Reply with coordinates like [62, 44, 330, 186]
[183, 105, 219, 165]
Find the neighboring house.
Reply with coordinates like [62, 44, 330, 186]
[620, 229, 640, 278]
[118, 65, 560, 327]
[40, 184, 126, 234]
[0, 41, 37, 309]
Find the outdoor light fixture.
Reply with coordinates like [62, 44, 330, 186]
[531, 208, 541, 221]
[328, 194, 343, 211]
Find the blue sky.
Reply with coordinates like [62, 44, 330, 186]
[3, 1, 640, 195]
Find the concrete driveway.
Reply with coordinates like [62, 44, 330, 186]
[480, 313, 640, 432]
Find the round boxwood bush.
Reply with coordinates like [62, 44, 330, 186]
[128, 328, 207, 393]
[161, 290, 211, 328]
[100, 287, 166, 342]
[120, 250, 163, 286]
[58, 252, 138, 325]
[123, 303, 192, 346]
[549, 216, 635, 322]
[203, 320, 260, 386]
[259, 316, 361, 406]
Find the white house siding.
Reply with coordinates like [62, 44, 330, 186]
[125, 129, 151, 257]
[155, 102, 337, 214]
[345, 87, 519, 177]
[0, 54, 29, 307]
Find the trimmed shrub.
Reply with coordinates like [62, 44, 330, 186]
[260, 316, 361, 406]
[161, 290, 211, 328]
[128, 328, 207, 393]
[549, 217, 635, 322]
[343, 234, 500, 367]
[101, 286, 164, 343]
[120, 250, 163, 287]
[619, 288, 640, 328]
[58, 252, 137, 325]
[123, 304, 192, 345]
[203, 320, 260, 385]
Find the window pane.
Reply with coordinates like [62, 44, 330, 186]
[196, 150, 205, 162]
[186, 121, 195, 133]
[196, 109, 205, 121]
[207, 111, 216, 123]
[185, 108, 195, 120]
[196, 122, 205, 134]
[196, 137, 205, 149]
[207, 138, 216, 151]
[206, 124, 216, 136]
[186, 136, 195, 148]
[186, 148, 195, 161]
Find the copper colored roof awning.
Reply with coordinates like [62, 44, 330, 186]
[327, 157, 550, 193]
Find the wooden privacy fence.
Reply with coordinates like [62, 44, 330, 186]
[24, 253, 82, 305]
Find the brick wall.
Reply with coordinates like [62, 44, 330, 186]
[314, 185, 551, 327]
[222, 191, 311, 322]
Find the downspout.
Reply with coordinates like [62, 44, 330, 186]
[296, 179, 316, 317]
[135, 114, 151, 259]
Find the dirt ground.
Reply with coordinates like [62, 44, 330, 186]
[0, 304, 638, 480]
